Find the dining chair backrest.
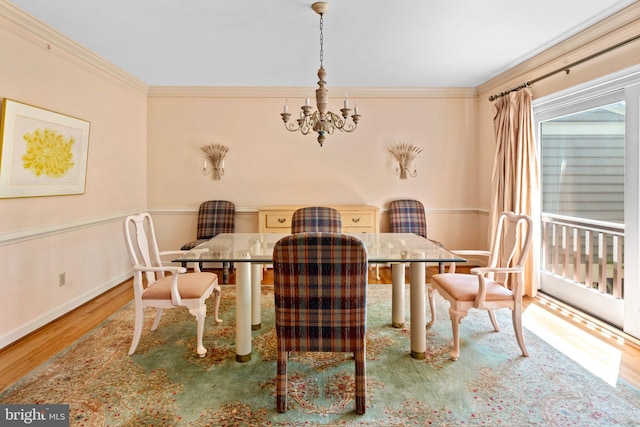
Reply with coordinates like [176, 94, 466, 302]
[487, 211, 534, 287]
[181, 200, 235, 250]
[124, 212, 165, 288]
[291, 206, 342, 233]
[196, 200, 235, 240]
[389, 199, 427, 238]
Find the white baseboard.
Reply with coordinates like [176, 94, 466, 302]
[0, 272, 132, 350]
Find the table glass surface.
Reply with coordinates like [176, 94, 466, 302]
[173, 233, 466, 264]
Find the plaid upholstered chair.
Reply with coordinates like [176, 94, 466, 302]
[181, 200, 235, 283]
[273, 233, 368, 414]
[389, 199, 442, 246]
[291, 206, 342, 233]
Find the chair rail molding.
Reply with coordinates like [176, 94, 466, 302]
[0, 210, 142, 246]
[149, 207, 488, 215]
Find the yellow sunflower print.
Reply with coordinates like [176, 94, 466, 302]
[22, 128, 75, 178]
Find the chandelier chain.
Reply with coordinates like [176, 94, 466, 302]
[319, 13, 324, 68]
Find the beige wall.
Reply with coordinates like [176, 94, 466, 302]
[146, 88, 484, 250]
[0, 4, 148, 347]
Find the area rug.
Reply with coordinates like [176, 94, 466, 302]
[2, 284, 639, 426]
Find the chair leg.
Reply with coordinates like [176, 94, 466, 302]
[189, 305, 207, 357]
[276, 350, 288, 413]
[427, 287, 437, 328]
[354, 347, 367, 415]
[448, 307, 467, 361]
[212, 287, 223, 324]
[488, 309, 501, 332]
[128, 304, 145, 355]
[512, 306, 529, 357]
[151, 307, 163, 331]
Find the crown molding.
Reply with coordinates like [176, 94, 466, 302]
[477, 2, 640, 96]
[147, 85, 477, 99]
[0, 1, 148, 94]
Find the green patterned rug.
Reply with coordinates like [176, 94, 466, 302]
[2, 284, 639, 426]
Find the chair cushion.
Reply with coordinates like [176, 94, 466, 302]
[432, 273, 513, 301]
[143, 272, 217, 300]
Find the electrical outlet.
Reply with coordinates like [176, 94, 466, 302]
[59, 272, 66, 287]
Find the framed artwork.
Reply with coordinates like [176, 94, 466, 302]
[0, 99, 90, 198]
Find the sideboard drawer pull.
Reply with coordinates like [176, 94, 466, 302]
[278, 217, 287, 223]
[351, 217, 361, 223]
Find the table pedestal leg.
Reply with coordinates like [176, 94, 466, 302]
[391, 263, 405, 328]
[251, 264, 262, 330]
[236, 262, 251, 362]
[410, 261, 426, 359]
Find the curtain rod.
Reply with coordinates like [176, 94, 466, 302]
[488, 33, 640, 102]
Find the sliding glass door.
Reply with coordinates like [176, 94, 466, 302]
[537, 95, 625, 327]
[533, 66, 640, 337]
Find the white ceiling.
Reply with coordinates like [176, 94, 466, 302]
[8, 0, 637, 87]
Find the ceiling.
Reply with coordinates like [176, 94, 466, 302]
[8, 0, 637, 88]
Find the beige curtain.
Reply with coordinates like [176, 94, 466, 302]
[490, 89, 539, 296]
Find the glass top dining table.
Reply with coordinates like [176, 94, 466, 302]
[174, 233, 466, 362]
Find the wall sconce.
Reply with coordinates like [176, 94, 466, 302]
[201, 143, 230, 180]
[388, 142, 422, 179]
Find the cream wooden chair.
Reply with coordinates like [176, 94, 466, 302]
[429, 211, 533, 360]
[124, 213, 222, 358]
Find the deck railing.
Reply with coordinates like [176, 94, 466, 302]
[541, 213, 624, 299]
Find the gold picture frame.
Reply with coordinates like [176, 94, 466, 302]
[0, 99, 90, 198]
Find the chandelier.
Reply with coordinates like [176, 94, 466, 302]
[280, 2, 360, 147]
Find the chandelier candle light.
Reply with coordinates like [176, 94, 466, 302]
[201, 143, 229, 180]
[388, 142, 422, 179]
[280, 2, 360, 147]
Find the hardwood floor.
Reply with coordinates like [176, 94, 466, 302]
[1, 267, 639, 394]
[0, 280, 133, 393]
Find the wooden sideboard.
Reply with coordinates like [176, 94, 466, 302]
[258, 205, 380, 234]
